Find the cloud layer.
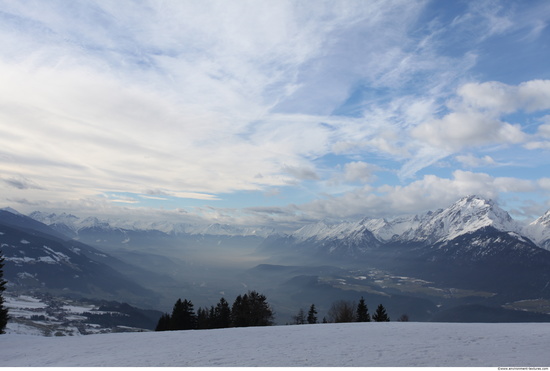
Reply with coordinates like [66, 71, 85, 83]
[1, 0, 550, 226]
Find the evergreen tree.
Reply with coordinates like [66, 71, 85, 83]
[356, 297, 370, 322]
[231, 294, 249, 327]
[214, 297, 231, 328]
[307, 304, 318, 324]
[170, 298, 197, 330]
[231, 291, 274, 327]
[196, 307, 211, 329]
[372, 304, 390, 322]
[293, 308, 306, 325]
[246, 290, 274, 326]
[155, 313, 171, 331]
[0, 251, 8, 334]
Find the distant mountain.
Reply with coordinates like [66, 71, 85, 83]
[259, 196, 550, 300]
[289, 195, 523, 246]
[28, 211, 274, 238]
[396, 195, 521, 243]
[523, 210, 550, 250]
[0, 210, 162, 308]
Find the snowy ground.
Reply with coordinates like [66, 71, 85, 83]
[1, 322, 550, 367]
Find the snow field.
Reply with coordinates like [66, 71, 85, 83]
[1, 322, 549, 367]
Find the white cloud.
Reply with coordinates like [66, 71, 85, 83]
[297, 170, 537, 220]
[411, 111, 525, 152]
[537, 119, 550, 138]
[458, 80, 550, 113]
[0, 1, 548, 226]
[0, 0, 433, 208]
[539, 178, 550, 191]
[524, 141, 550, 150]
[455, 153, 497, 168]
[342, 162, 378, 183]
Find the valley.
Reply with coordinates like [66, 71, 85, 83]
[3, 195, 550, 329]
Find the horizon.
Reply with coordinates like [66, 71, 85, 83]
[3, 194, 548, 234]
[2, 1, 550, 229]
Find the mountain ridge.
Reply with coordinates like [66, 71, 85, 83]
[20, 195, 550, 249]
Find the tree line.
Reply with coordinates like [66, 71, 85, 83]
[155, 290, 274, 331]
[294, 297, 399, 324]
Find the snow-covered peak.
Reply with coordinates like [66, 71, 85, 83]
[523, 210, 550, 248]
[410, 195, 520, 243]
[27, 211, 275, 238]
[29, 211, 80, 230]
[361, 215, 426, 242]
[289, 196, 520, 244]
[291, 219, 381, 244]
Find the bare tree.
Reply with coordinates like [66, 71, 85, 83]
[397, 314, 409, 322]
[327, 300, 355, 323]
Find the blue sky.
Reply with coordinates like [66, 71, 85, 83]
[1, 0, 550, 228]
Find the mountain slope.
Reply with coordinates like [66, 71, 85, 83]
[260, 196, 550, 302]
[0, 212, 162, 308]
[524, 210, 550, 250]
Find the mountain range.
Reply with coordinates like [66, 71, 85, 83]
[3, 194, 550, 323]
[26, 195, 550, 250]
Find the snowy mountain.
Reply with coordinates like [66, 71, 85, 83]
[398, 195, 521, 243]
[29, 211, 275, 238]
[523, 210, 550, 250]
[0, 210, 162, 307]
[291, 196, 522, 246]
[260, 195, 550, 300]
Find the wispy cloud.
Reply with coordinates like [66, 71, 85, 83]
[1, 0, 550, 224]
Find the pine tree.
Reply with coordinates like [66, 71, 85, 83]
[214, 297, 231, 328]
[356, 297, 370, 322]
[372, 304, 390, 322]
[155, 313, 171, 331]
[307, 304, 318, 324]
[231, 291, 274, 327]
[231, 294, 249, 327]
[0, 251, 9, 334]
[196, 307, 211, 329]
[170, 298, 197, 330]
[293, 308, 306, 324]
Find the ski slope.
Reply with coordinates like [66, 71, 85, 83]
[1, 322, 549, 367]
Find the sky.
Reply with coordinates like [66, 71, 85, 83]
[1, 0, 550, 229]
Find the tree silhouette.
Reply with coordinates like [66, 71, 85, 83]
[214, 297, 231, 328]
[231, 291, 274, 327]
[0, 251, 9, 334]
[356, 297, 370, 322]
[170, 298, 197, 330]
[307, 304, 318, 324]
[327, 300, 355, 323]
[293, 308, 306, 324]
[155, 313, 171, 331]
[372, 304, 390, 322]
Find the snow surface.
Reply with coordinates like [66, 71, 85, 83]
[1, 322, 549, 367]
